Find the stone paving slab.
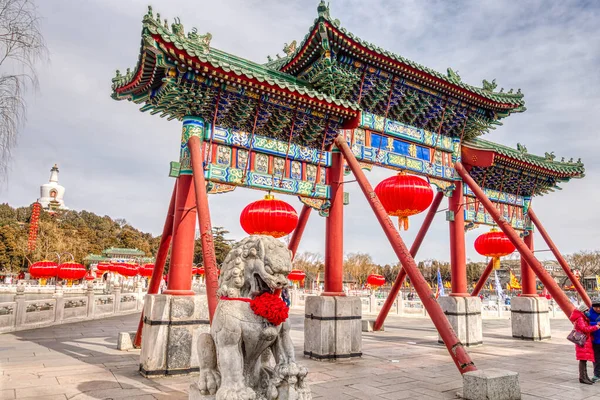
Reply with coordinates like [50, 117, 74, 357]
[1, 309, 600, 399]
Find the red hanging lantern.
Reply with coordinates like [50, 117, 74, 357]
[367, 274, 386, 289]
[474, 228, 516, 269]
[29, 261, 58, 278]
[97, 262, 112, 272]
[196, 267, 205, 275]
[374, 172, 434, 230]
[287, 270, 306, 283]
[139, 263, 154, 277]
[57, 262, 87, 281]
[117, 263, 139, 277]
[84, 271, 95, 281]
[240, 194, 298, 238]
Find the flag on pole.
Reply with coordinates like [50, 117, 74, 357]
[494, 270, 504, 299]
[436, 268, 445, 299]
[509, 270, 521, 290]
[596, 275, 600, 291]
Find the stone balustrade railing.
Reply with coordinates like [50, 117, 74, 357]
[0, 283, 145, 333]
[289, 290, 567, 320]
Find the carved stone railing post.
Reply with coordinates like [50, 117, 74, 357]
[114, 283, 122, 312]
[14, 284, 25, 327]
[54, 290, 65, 323]
[86, 282, 95, 317]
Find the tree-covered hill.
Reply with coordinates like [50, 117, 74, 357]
[0, 203, 160, 271]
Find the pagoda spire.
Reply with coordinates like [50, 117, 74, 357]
[49, 164, 59, 183]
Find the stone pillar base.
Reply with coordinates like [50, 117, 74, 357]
[139, 294, 209, 376]
[463, 369, 521, 400]
[511, 296, 551, 341]
[438, 296, 482, 347]
[304, 296, 362, 360]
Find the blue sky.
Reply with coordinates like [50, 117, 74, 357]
[1, 0, 599, 265]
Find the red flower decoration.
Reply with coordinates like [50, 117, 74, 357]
[250, 292, 289, 326]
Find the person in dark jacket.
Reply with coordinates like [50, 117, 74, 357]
[588, 298, 600, 381]
[570, 304, 600, 384]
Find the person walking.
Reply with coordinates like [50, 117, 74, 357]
[570, 304, 600, 384]
[588, 299, 600, 382]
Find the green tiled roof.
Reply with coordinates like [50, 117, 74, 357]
[111, 7, 359, 112]
[270, 1, 525, 109]
[464, 138, 584, 176]
[103, 248, 146, 256]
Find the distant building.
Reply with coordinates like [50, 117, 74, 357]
[38, 164, 68, 211]
[84, 247, 153, 265]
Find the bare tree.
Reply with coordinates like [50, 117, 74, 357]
[0, 0, 47, 179]
[567, 250, 600, 283]
[293, 251, 323, 289]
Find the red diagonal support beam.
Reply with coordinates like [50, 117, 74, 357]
[189, 135, 220, 323]
[288, 204, 312, 259]
[528, 208, 591, 306]
[471, 259, 494, 297]
[133, 182, 177, 347]
[454, 162, 574, 317]
[373, 190, 444, 331]
[335, 136, 476, 374]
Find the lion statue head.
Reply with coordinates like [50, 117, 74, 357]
[217, 235, 292, 298]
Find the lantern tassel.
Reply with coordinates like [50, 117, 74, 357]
[398, 216, 409, 231]
[493, 257, 500, 270]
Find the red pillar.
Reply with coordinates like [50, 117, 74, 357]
[374, 190, 444, 331]
[133, 182, 177, 347]
[323, 148, 344, 296]
[335, 136, 476, 374]
[471, 259, 494, 297]
[189, 136, 220, 322]
[454, 162, 575, 317]
[164, 174, 197, 296]
[528, 208, 591, 306]
[288, 204, 312, 259]
[520, 231, 537, 296]
[449, 181, 468, 296]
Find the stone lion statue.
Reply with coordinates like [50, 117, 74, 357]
[192, 235, 311, 400]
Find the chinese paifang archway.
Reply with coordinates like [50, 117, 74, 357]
[112, 3, 585, 375]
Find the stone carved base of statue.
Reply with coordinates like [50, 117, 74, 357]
[139, 294, 209, 376]
[191, 235, 311, 400]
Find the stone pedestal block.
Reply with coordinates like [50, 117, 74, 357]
[463, 369, 521, 400]
[511, 296, 551, 341]
[361, 319, 382, 332]
[304, 296, 361, 360]
[117, 331, 136, 350]
[139, 294, 209, 376]
[438, 296, 482, 347]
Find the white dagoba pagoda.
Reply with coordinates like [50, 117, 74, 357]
[38, 164, 68, 210]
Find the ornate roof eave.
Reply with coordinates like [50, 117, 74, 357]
[274, 3, 525, 113]
[111, 7, 360, 121]
[462, 138, 585, 178]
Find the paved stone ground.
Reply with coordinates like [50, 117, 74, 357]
[2, 310, 600, 400]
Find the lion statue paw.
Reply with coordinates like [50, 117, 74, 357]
[216, 383, 256, 400]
